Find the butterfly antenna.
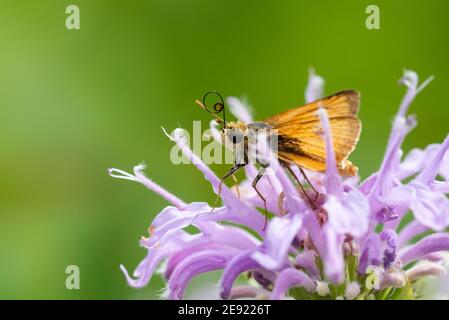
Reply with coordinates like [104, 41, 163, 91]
[196, 91, 227, 126]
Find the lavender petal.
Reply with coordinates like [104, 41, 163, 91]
[295, 251, 320, 277]
[324, 190, 370, 238]
[317, 107, 343, 198]
[252, 214, 302, 270]
[399, 233, 449, 265]
[168, 246, 239, 299]
[323, 225, 344, 283]
[398, 220, 428, 248]
[219, 250, 262, 300]
[359, 233, 382, 274]
[305, 68, 324, 103]
[409, 182, 449, 231]
[271, 268, 316, 300]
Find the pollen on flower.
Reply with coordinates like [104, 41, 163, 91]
[111, 69, 449, 300]
[345, 282, 361, 300]
[381, 271, 406, 289]
[316, 281, 330, 297]
[148, 225, 155, 237]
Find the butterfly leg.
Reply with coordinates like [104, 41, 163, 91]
[252, 165, 268, 230]
[297, 166, 320, 201]
[282, 163, 318, 211]
[231, 174, 241, 198]
[211, 163, 245, 211]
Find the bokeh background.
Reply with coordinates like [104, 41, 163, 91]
[0, 0, 448, 299]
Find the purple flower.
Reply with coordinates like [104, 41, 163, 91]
[252, 214, 302, 270]
[110, 69, 449, 300]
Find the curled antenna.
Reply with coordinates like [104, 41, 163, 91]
[195, 91, 227, 125]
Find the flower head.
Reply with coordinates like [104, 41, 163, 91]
[110, 69, 449, 300]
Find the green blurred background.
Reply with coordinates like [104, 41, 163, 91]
[0, 0, 448, 299]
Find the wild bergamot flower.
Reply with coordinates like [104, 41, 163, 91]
[109, 70, 449, 300]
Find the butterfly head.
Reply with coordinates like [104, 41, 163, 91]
[222, 121, 248, 146]
[195, 91, 249, 147]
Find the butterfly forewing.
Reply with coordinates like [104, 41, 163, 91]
[264, 90, 361, 175]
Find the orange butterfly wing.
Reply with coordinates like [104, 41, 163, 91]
[264, 90, 361, 176]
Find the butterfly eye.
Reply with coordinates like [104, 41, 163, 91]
[228, 130, 243, 144]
